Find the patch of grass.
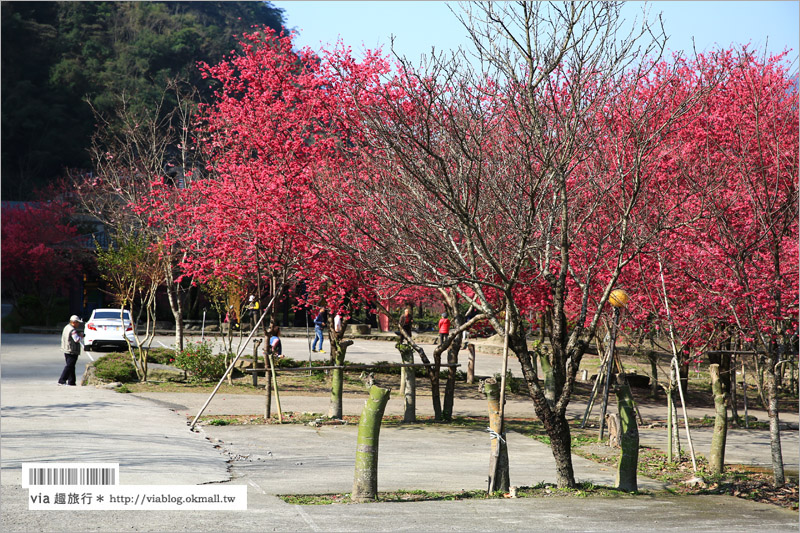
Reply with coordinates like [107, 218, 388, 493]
[93, 352, 138, 383]
[146, 347, 176, 365]
[279, 493, 350, 505]
[206, 418, 232, 426]
[115, 384, 132, 393]
[279, 483, 637, 505]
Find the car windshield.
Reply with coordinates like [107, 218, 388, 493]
[93, 311, 131, 321]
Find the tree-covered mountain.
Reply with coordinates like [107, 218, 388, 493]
[2, 1, 284, 200]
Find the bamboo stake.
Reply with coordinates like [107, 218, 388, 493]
[190, 295, 275, 430]
[657, 258, 698, 472]
[268, 351, 283, 423]
[488, 300, 511, 492]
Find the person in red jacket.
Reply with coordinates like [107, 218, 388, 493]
[438, 312, 451, 347]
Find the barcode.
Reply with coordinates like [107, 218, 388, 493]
[22, 463, 119, 487]
[29, 467, 115, 486]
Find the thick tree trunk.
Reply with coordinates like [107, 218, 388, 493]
[483, 378, 510, 493]
[765, 353, 785, 486]
[352, 382, 391, 502]
[396, 343, 416, 423]
[508, 331, 577, 488]
[328, 339, 353, 419]
[709, 364, 728, 475]
[549, 414, 575, 488]
[615, 376, 639, 492]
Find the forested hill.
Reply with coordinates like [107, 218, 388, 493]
[1, 1, 284, 200]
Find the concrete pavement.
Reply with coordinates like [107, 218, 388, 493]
[1, 332, 797, 531]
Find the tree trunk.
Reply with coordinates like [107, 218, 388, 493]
[648, 351, 659, 399]
[328, 339, 354, 419]
[483, 378, 509, 493]
[442, 336, 461, 421]
[709, 364, 728, 475]
[615, 375, 639, 492]
[539, 350, 555, 409]
[466, 343, 476, 384]
[678, 361, 689, 398]
[352, 382, 391, 502]
[430, 348, 443, 421]
[729, 354, 741, 426]
[396, 343, 416, 423]
[549, 414, 575, 488]
[669, 386, 682, 459]
[508, 330, 577, 488]
[765, 352, 785, 486]
[164, 266, 185, 351]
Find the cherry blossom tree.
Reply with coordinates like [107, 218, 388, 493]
[624, 49, 798, 485]
[315, 1, 717, 488]
[1, 197, 82, 324]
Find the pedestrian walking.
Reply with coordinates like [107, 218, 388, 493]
[58, 315, 84, 386]
[312, 306, 328, 352]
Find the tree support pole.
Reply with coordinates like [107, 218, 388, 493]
[268, 351, 283, 423]
[581, 346, 610, 428]
[190, 301, 273, 430]
[666, 383, 673, 463]
[600, 307, 620, 440]
[264, 356, 272, 420]
[658, 258, 697, 472]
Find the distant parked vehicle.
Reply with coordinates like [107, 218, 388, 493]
[84, 308, 137, 351]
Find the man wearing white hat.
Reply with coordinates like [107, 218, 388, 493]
[58, 315, 84, 386]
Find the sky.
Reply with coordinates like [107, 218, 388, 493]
[271, 1, 799, 67]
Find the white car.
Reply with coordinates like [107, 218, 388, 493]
[84, 308, 137, 351]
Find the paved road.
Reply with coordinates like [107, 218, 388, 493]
[1, 333, 797, 532]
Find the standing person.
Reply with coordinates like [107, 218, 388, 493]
[224, 305, 239, 331]
[245, 295, 260, 330]
[438, 312, 451, 347]
[312, 306, 328, 353]
[333, 310, 344, 334]
[58, 315, 84, 386]
[267, 326, 284, 359]
[399, 307, 413, 343]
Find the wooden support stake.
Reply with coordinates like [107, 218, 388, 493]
[268, 352, 282, 423]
